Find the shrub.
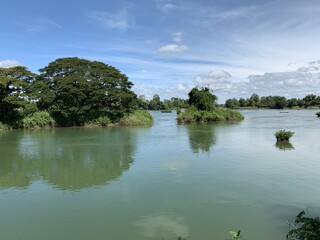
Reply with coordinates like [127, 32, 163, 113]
[96, 116, 111, 126]
[22, 111, 55, 129]
[316, 112, 320, 117]
[0, 122, 12, 130]
[287, 210, 320, 240]
[177, 106, 244, 123]
[274, 129, 294, 142]
[118, 110, 153, 126]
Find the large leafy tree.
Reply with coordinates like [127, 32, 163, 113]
[0, 66, 37, 124]
[35, 57, 137, 126]
[188, 87, 217, 111]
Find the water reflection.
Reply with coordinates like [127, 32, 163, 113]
[185, 124, 217, 153]
[136, 212, 189, 239]
[275, 142, 295, 151]
[0, 128, 137, 190]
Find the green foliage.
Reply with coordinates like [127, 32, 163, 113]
[118, 110, 153, 126]
[275, 129, 294, 142]
[0, 122, 12, 130]
[0, 66, 37, 124]
[177, 106, 244, 123]
[226, 230, 244, 240]
[287, 210, 320, 240]
[21, 111, 55, 129]
[225, 93, 320, 109]
[96, 116, 111, 126]
[188, 87, 217, 111]
[36, 57, 138, 126]
[137, 95, 189, 111]
[225, 98, 240, 109]
[316, 112, 320, 117]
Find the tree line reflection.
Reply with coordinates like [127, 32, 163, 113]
[0, 128, 136, 190]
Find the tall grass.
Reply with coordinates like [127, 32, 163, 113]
[22, 111, 55, 129]
[0, 122, 12, 130]
[274, 129, 294, 142]
[118, 110, 153, 126]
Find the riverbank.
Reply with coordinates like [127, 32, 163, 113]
[0, 110, 153, 130]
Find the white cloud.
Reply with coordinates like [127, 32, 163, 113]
[194, 70, 232, 91]
[156, 0, 176, 12]
[172, 32, 183, 43]
[158, 32, 188, 54]
[89, 10, 133, 30]
[0, 60, 22, 68]
[25, 16, 62, 32]
[136, 213, 188, 238]
[158, 44, 188, 53]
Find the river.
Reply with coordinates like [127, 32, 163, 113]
[0, 109, 320, 240]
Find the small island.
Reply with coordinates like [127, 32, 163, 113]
[177, 87, 244, 123]
[0, 57, 153, 130]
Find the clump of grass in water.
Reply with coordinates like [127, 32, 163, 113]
[226, 230, 244, 240]
[275, 129, 294, 142]
[316, 112, 320, 117]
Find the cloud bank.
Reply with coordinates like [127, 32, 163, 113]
[0, 60, 22, 68]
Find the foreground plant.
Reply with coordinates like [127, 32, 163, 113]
[287, 210, 320, 240]
[226, 230, 244, 240]
[275, 130, 294, 142]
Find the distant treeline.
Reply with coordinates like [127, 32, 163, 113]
[137, 94, 189, 110]
[224, 93, 320, 109]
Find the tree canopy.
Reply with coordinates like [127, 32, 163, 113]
[0, 66, 37, 124]
[188, 87, 217, 111]
[34, 57, 137, 126]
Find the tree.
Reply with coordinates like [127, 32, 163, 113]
[188, 87, 217, 111]
[303, 94, 317, 107]
[238, 98, 247, 107]
[35, 57, 137, 126]
[249, 93, 260, 107]
[148, 94, 163, 110]
[225, 98, 240, 109]
[273, 96, 287, 109]
[0, 66, 37, 124]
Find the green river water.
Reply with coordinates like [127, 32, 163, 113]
[0, 110, 320, 240]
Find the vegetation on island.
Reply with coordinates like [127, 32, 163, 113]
[275, 129, 295, 142]
[0, 57, 152, 129]
[177, 87, 244, 123]
[225, 93, 320, 109]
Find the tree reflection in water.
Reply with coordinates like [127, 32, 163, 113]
[0, 128, 137, 190]
[275, 142, 295, 151]
[186, 124, 217, 154]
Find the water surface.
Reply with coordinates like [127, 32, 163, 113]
[1, 110, 320, 240]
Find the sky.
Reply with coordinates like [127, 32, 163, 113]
[1, 0, 320, 103]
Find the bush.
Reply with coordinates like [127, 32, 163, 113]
[275, 129, 294, 142]
[316, 112, 320, 117]
[96, 116, 111, 126]
[0, 122, 12, 130]
[118, 110, 153, 126]
[177, 106, 244, 123]
[287, 210, 320, 240]
[22, 111, 55, 129]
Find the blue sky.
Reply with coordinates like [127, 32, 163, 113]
[1, 0, 320, 102]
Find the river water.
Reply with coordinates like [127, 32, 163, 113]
[1, 110, 320, 240]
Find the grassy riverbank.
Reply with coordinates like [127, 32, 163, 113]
[0, 110, 153, 130]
